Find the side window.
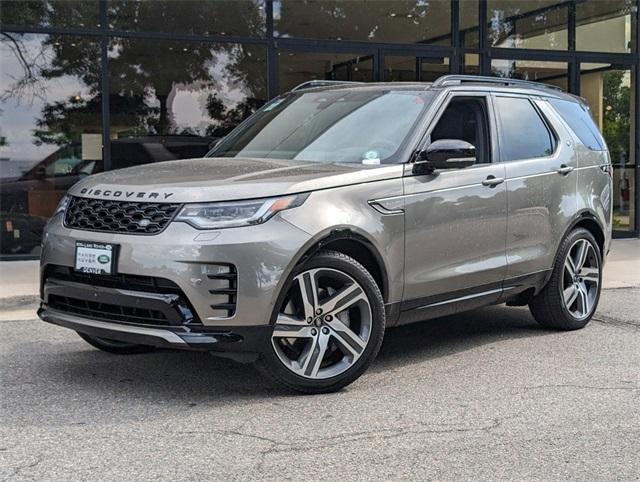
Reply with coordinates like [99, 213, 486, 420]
[430, 96, 491, 164]
[495, 96, 555, 161]
[548, 98, 605, 151]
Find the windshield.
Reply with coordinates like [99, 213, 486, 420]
[207, 89, 435, 165]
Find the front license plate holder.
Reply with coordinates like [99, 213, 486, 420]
[74, 241, 118, 275]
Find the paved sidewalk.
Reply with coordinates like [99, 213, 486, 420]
[602, 239, 640, 289]
[0, 260, 39, 308]
[0, 239, 638, 308]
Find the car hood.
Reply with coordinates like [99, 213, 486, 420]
[68, 157, 403, 203]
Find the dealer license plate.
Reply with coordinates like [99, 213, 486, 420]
[75, 241, 117, 275]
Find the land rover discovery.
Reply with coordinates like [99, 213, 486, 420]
[39, 75, 612, 393]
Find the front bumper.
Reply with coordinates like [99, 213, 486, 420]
[40, 213, 312, 328]
[39, 274, 274, 351]
[39, 305, 272, 352]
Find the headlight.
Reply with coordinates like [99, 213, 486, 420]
[174, 193, 308, 230]
[55, 195, 70, 216]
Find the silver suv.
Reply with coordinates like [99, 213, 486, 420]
[39, 75, 612, 393]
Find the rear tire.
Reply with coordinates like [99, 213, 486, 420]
[257, 250, 385, 394]
[529, 228, 602, 330]
[77, 332, 155, 354]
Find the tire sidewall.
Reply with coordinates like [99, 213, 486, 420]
[259, 250, 386, 392]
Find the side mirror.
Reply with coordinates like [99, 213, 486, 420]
[412, 139, 476, 175]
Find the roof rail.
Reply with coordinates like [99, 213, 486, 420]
[432, 74, 563, 92]
[290, 80, 364, 92]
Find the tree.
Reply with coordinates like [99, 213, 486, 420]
[602, 70, 630, 165]
[2, 0, 268, 148]
[277, 0, 450, 44]
[105, 0, 267, 136]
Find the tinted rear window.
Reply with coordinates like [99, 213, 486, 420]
[549, 98, 606, 151]
[495, 96, 555, 161]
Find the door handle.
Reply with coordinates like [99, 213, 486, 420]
[557, 164, 575, 175]
[482, 175, 505, 187]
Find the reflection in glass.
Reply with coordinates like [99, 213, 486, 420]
[0, 34, 103, 256]
[278, 52, 373, 94]
[460, 0, 480, 48]
[463, 54, 480, 75]
[0, 0, 100, 29]
[576, 0, 636, 53]
[488, 0, 568, 50]
[494, 96, 555, 161]
[108, 38, 267, 170]
[275, 0, 451, 45]
[580, 64, 636, 231]
[209, 89, 436, 164]
[491, 59, 568, 90]
[107, 1, 266, 37]
[384, 56, 418, 82]
[384, 56, 449, 82]
[420, 57, 450, 82]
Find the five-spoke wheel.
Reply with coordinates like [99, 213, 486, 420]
[271, 267, 372, 379]
[530, 228, 602, 330]
[562, 238, 600, 320]
[259, 250, 385, 393]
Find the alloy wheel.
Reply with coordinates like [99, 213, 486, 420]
[271, 268, 372, 379]
[562, 238, 600, 320]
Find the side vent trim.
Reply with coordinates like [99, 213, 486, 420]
[207, 264, 238, 318]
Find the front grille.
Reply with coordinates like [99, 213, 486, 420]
[43, 265, 200, 326]
[64, 196, 181, 234]
[49, 294, 169, 325]
[45, 265, 182, 293]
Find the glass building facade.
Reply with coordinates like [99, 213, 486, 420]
[1, 0, 638, 258]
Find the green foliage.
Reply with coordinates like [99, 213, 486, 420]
[2, 1, 268, 146]
[602, 70, 630, 165]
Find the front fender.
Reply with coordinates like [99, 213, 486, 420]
[279, 178, 405, 304]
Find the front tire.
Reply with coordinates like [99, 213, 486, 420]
[77, 332, 156, 354]
[529, 228, 602, 330]
[258, 250, 385, 394]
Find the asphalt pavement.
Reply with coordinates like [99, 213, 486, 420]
[1, 285, 639, 481]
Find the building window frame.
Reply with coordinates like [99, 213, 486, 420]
[1, 0, 639, 248]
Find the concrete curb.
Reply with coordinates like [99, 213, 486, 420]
[0, 295, 39, 310]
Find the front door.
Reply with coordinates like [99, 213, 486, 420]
[402, 92, 508, 314]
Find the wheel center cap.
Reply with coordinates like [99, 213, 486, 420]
[314, 317, 323, 327]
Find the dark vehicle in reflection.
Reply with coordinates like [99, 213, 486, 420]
[1, 135, 217, 255]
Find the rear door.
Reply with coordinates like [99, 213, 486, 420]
[401, 91, 508, 313]
[493, 94, 577, 281]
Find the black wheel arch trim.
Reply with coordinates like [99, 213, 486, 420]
[543, 210, 606, 294]
[295, 227, 390, 303]
[558, 210, 607, 257]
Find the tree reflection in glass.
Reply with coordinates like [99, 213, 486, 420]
[0, 33, 102, 255]
[107, 37, 266, 160]
[275, 0, 452, 45]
